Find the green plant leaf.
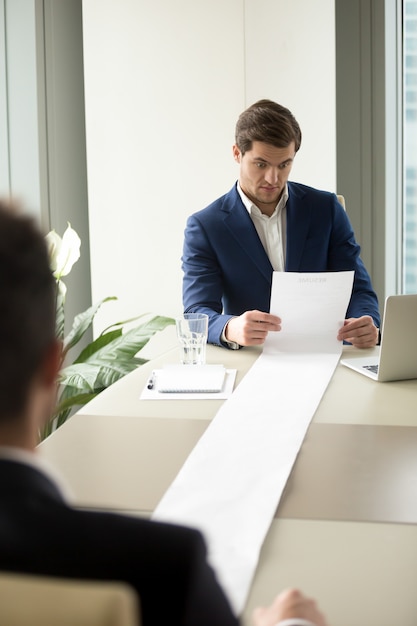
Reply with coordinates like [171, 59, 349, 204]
[41, 386, 100, 440]
[74, 328, 122, 363]
[63, 296, 117, 353]
[67, 315, 174, 376]
[59, 358, 142, 393]
[48, 309, 174, 439]
[100, 312, 149, 335]
[55, 287, 65, 341]
[84, 315, 175, 363]
[61, 315, 174, 392]
[41, 419, 56, 441]
[53, 391, 100, 417]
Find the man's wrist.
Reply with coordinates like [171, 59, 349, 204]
[221, 319, 240, 350]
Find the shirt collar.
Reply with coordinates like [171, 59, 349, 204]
[237, 181, 289, 217]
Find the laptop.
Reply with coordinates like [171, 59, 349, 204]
[341, 294, 417, 382]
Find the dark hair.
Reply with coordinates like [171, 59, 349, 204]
[0, 201, 56, 420]
[235, 99, 302, 155]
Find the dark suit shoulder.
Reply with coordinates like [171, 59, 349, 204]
[0, 459, 64, 503]
[188, 185, 241, 223]
[288, 181, 337, 202]
[0, 477, 238, 626]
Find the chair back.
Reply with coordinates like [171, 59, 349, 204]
[337, 194, 346, 209]
[0, 572, 140, 626]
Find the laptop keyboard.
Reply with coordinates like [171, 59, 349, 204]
[363, 364, 379, 374]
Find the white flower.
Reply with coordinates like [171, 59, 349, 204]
[45, 229, 61, 273]
[46, 223, 81, 280]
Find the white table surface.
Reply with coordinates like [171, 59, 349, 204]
[39, 334, 417, 626]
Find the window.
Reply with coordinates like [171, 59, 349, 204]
[403, 0, 417, 293]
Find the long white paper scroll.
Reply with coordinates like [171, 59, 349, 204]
[152, 271, 354, 615]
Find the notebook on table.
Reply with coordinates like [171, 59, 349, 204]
[341, 294, 417, 382]
[155, 364, 227, 393]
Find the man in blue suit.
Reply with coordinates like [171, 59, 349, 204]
[182, 99, 380, 349]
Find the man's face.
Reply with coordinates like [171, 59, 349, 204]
[233, 141, 296, 216]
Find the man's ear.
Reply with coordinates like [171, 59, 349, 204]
[232, 144, 241, 163]
[41, 340, 63, 387]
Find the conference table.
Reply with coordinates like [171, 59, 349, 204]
[39, 328, 417, 626]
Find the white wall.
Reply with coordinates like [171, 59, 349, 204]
[82, 0, 335, 331]
[244, 1, 336, 189]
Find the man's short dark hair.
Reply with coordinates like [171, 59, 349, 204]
[235, 99, 302, 155]
[0, 201, 56, 420]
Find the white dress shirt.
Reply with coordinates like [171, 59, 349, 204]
[237, 181, 288, 272]
[222, 183, 289, 347]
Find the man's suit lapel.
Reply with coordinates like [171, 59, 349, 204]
[221, 187, 272, 283]
[285, 183, 311, 271]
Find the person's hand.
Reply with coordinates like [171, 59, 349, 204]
[252, 588, 328, 626]
[337, 315, 379, 348]
[225, 310, 281, 346]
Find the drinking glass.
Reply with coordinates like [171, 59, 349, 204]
[175, 313, 208, 365]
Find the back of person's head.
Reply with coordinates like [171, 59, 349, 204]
[0, 200, 56, 421]
[235, 99, 302, 155]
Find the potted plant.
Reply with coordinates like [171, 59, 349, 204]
[42, 224, 174, 439]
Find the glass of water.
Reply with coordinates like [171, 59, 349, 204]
[175, 313, 208, 365]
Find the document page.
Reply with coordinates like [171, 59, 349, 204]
[153, 271, 354, 615]
[266, 270, 354, 353]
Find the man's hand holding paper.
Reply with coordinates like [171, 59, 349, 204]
[225, 272, 379, 350]
[225, 310, 281, 346]
[337, 315, 379, 348]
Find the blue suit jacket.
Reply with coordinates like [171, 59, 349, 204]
[182, 182, 380, 346]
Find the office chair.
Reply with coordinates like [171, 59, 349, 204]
[337, 194, 346, 209]
[0, 572, 140, 626]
